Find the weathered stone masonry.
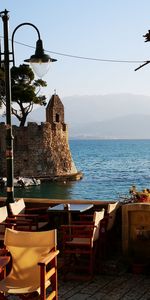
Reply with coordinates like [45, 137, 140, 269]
[0, 94, 78, 179]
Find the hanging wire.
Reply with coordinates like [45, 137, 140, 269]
[0, 35, 146, 64]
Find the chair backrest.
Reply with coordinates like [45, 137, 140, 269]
[107, 202, 120, 231]
[4, 228, 57, 286]
[92, 209, 105, 241]
[0, 206, 8, 222]
[9, 198, 25, 215]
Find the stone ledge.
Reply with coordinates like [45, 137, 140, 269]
[38, 171, 83, 182]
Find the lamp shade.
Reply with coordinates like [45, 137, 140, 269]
[24, 39, 57, 77]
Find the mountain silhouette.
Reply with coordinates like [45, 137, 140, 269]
[1, 93, 150, 139]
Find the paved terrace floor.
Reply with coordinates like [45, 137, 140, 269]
[58, 272, 150, 300]
[5, 272, 150, 300]
[57, 252, 150, 300]
[4, 258, 150, 300]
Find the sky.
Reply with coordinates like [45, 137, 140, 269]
[1, 1, 150, 100]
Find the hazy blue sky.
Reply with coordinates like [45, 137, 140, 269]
[1, 1, 150, 99]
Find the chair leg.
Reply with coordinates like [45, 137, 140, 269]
[40, 264, 46, 300]
[0, 293, 7, 300]
[50, 257, 58, 300]
[62, 253, 71, 281]
[89, 250, 94, 277]
[90, 242, 98, 276]
[63, 246, 96, 280]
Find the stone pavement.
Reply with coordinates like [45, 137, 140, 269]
[3, 255, 150, 300]
[3, 272, 150, 299]
[58, 273, 150, 300]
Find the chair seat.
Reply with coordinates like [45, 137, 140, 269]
[37, 221, 48, 230]
[16, 221, 48, 231]
[66, 237, 92, 246]
[0, 276, 50, 294]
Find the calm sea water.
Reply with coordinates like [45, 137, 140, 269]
[1, 139, 150, 201]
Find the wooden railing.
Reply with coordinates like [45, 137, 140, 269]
[0, 197, 116, 207]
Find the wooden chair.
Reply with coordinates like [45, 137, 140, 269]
[61, 209, 105, 280]
[0, 207, 8, 243]
[99, 201, 120, 258]
[0, 206, 25, 245]
[9, 198, 49, 231]
[0, 228, 59, 300]
[106, 202, 120, 231]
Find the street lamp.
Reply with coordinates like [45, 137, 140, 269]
[0, 9, 57, 204]
[12, 22, 57, 78]
[135, 30, 150, 71]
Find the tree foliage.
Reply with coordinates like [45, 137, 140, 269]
[0, 64, 47, 126]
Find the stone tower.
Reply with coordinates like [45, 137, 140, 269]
[46, 93, 64, 124]
[0, 93, 79, 180]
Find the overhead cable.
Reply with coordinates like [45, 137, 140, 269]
[0, 35, 146, 64]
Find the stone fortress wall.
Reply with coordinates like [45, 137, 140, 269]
[0, 94, 79, 179]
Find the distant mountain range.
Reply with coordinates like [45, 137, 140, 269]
[1, 93, 150, 139]
[67, 114, 150, 139]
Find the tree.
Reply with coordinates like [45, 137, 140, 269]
[0, 64, 47, 126]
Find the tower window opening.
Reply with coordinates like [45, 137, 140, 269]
[56, 113, 59, 122]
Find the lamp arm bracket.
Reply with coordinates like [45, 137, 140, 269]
[11, 22, 41, 66]
[134, 60, 150, 71]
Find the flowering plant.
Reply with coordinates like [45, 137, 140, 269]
[129, 185, 150, 203]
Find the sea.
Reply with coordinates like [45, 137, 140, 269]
[1, 139, 150, 202]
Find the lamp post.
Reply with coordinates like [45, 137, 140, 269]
[0, 9, 57, 204]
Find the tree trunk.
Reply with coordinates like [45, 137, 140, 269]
[19, 115, 27, 127]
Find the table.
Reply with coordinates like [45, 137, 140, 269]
[48, 203, 93, 225]
[48, 203, 93, 213]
